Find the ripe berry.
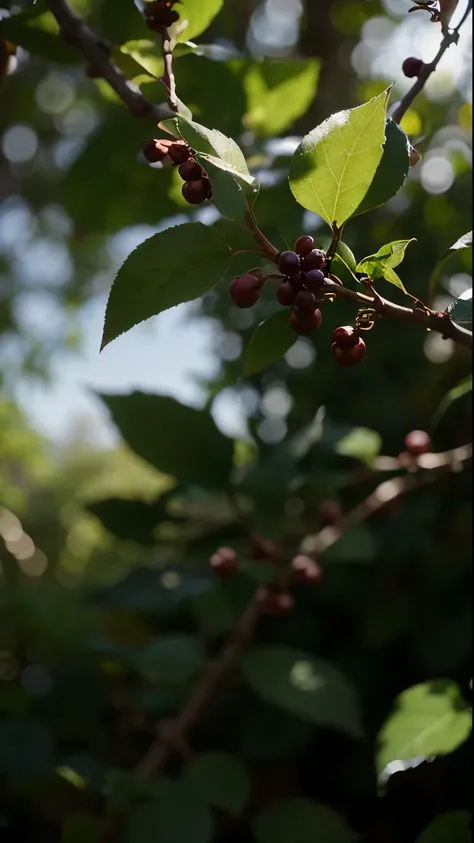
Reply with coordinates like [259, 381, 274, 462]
[295, 290, 316, 311]
[229, 273, 262, 308]
[257, 588, 294, 616]
[277, 281, 297, 306]
[331, 337, 366, 366]
[402, 57, 424, 78]
[332, 325, 358, 348]
[288, 271, 304, 288]
[209, 546, 238, 578]
[317, 499, 342, 526]
[178, 159, 203, 182]
[145, 1, 179, 29]
[142, 138, 172, 163]
[290, 555, 323, 585]
[290, 306, 322, 335]
[404, 430, 432, 456]
[278, 250, 300, 278]
[167, 140, 191, 164]
[302, 249, 326, 272]
[295, 235, 315, 257]
[304, 268, 325, 292]
[182, 178, 210, 205]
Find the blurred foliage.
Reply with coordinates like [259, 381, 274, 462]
[0, 0, 472, 841]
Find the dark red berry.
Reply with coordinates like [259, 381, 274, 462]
[167, 140, 191, 164]
[209, 546, 238, 578]
[142, 138, 172, 163]
[290, 306, 322, 335]
[178, 159, 203, 181]
[229, 273, 262, 308]
[398, 450, 415, 468]
[317, 499, 342, 526]
[277, 281, 297, 306]
[257, 588, 294, 616]
[295, 235, 315, 257]
[402, 57, 424, 78]
[331, 337, 366, 366]
[302, 249, 326, 272]
[182, 178, 210, 205]
[290, 555, 323, 585]
[295, 290, 316, 311]
[404, 430, 432, 456]
[332, 325, 358, 348]
[304, 268, 325, 292]
[278, 250, 300, 278]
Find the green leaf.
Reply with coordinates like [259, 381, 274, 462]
[139, 634, 205, 684]
[127, 778, 213, 843]
[253, 798, 358, 843]
[355, 120, 410, 216]
[182, 752, 251, 816]
[90, 565, 212, 612]
[243, 59, 320, 138]
[195, 152, 259, 221]
[433, 375, 472, 428]
[101, 223, 231, 349]
[334, 241, 357, 274]
[115, 39, 164, 78]
[170, 0, 224, 43]
[242, 311, 297, 378]
[175, 116, 251, 176]
[356, 239, 416, 293]
[0, 719, 55, 778]
[241, 645, 362, 739]
[86, 496, 176, 545]
[336, 427, 382, 465]
[447, 289, 472, 328]
[96, 0, 151, 45]
[317, 525, 377, 565]
[415, 812, 472, 843]
[0, 11, 77, 64]
[376, 679, 472, 774]
[428, 231, 472, 305]
[289, 90, 390, 227]
[61, 815, 101, 843]
[99, 392, 234, 489]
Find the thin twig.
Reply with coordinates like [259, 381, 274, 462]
[301, 442, 472, 556]
[159, 25, 178, 112]
[244, 208, 280, 263]
[390, 0, 472, 124]
[45, 0, 171, 122]
[321, 279, 473, 349]
[134, 594, 261, 780]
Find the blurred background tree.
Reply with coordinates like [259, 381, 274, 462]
[0, 1, 472, 842]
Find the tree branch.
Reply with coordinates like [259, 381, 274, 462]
[390, 0, 472, 125]
[321, 279, 473, 349]
[159, 25, 178, 112]
[301, 442, 472, 556]
[45, 0, 171, 122]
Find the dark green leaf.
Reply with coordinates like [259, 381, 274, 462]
[415, 811, 472, 843]
[253, 798, 358, 843]
[99, 392, 234, 489]
[182, 752, 251, 816]
[95, 0, 151, 44]
[61, 815, 101, 843]
[175, 116, 251, 176]
[127, 778, 213, 843]
[334, 241, 358, 274]
[242, 311, 297, 378]
[377, 680, 472, 774]
[241, 645, 362, 739]
[195, 152, 258, 221]
[88, 565, 212, 612]
[243, 59, 320, 138]
[433, 375, 472, 428]
[447, 289, 472, 328]
[289, 90, 390, 227]
[355, 120, 410, 216]
[171, 0, 224, 43]
[101, 223, 231, 349]
[0, 719, 55, 778]
[0, 11, 77, 64]
[138, 634, 205, 684]
[86, 497, 175, 545]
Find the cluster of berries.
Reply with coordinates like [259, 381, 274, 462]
[142, 138, 212, 205]
[209, 545, 323, 616]
[144, 0, 179, 30]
